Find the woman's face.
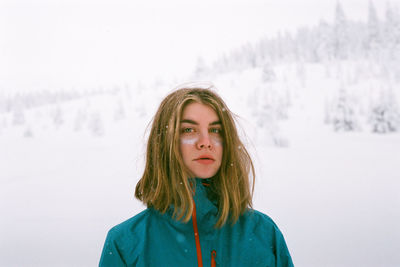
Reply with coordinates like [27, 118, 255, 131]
[179, 102, 223, 179]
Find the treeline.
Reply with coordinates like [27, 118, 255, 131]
[0, 86, 124, 114]
[196, 1, 400, 74]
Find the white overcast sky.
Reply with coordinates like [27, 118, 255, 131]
[0, 0, 396, 92]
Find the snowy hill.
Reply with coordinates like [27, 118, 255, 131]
[1, 61, 400, 266]
[1, 1, 400, 266]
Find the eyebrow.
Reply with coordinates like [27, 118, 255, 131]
[180, 119, 221, 126]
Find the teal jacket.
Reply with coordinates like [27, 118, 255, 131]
[100, 179, 294, 266]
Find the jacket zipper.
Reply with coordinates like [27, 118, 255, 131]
[191, 181, 217, 267]
[192, 198, 203, 267]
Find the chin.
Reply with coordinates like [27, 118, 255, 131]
[193, 171, 218, 179]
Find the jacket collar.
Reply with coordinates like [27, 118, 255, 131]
[189, 178, 218, 231]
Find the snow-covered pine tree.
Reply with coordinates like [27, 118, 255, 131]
[333, 2, 349, 60]
[12, 108, 25, 126]
[88, 112, 105, 137]
[113, 99, 126, 122]
[52, 106, 64, 129]
[367, 1, 381, 59]
[212, 53, 230, 74]
[23, 126, 33, 138]
[241, 42, 257, 68]
[332, 87, 358, 131]
[368, 89, 400, 133]
[315, 19, 334, 62]
[383, 3, 400, 56]
[262, 63, 276, 82]
[383, 3, 400, 80]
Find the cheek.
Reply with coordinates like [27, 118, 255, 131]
[216, 146, 223, 160]
[212, 138, 223, 147]
[179, 140, 194, 163]
[180, 136, 198, 145]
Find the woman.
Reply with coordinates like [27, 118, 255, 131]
[100, 85, 294, 266]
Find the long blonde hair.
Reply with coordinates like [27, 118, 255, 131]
[135, 86, 255, 228]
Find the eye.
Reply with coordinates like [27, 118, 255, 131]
[181, 127, 194, 134]
[210, 128, 222, 134]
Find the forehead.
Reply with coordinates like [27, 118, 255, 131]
[181, 102, 219, 122]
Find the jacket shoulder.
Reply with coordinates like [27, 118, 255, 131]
[109, 208, 152, 237]
[242, 209, 293, 265]
[242, 209, 280, 230]
[100, 209, 154, 266]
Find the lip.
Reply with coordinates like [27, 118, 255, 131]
[195, 159, 215, 165]
[194, 155, 215, 161]
[194, 155, 215, 165]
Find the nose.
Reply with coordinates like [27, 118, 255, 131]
[196, 132, 212, 150]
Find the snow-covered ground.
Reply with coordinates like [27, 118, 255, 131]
[1, 63, 399, 266]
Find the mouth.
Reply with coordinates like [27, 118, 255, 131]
[194, 155, 215, 164]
